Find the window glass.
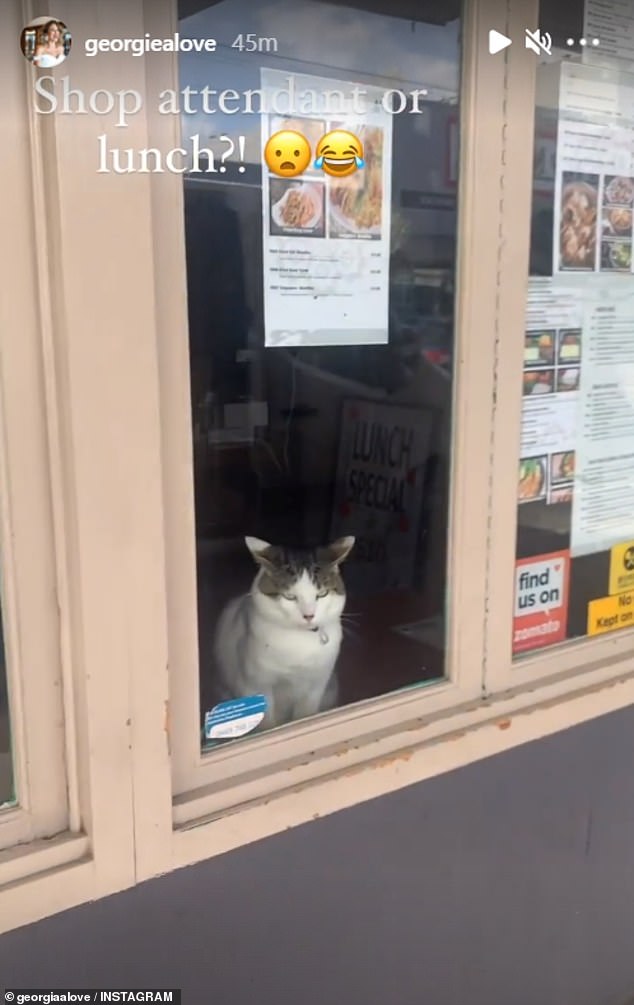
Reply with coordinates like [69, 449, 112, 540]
[0, 595, 14, 807]
[514, 0, 634, 657]
[178, 0, 461, 744]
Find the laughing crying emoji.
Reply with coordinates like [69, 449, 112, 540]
[314, 130, 364, 177]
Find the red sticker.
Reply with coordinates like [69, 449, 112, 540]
[512, 550, 570, 655]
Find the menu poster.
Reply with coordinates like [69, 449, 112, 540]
[260, 68, 393, 347]
[518, 280, 580, 512]
[553, 62, 634, 277]
[570, 284, 634, 558]
[583, 0, 634, 66]
[515, 279, 634, 651]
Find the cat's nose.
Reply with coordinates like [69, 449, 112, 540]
[303, 613, 315, 622]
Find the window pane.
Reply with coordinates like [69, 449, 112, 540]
[0, 595, 14, 807]
[514, 0, 634, 658]
[177, 0, 461, 744]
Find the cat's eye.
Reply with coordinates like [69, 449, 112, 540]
[283, 593, 297, 601]
[316, 588, 329, 598]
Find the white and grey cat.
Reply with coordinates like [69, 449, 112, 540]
[213, 535, 355, 730]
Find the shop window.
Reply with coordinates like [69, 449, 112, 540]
[514, 0, 634, 658]
[178, 0, 461, 745]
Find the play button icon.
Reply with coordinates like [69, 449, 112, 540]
[489, 29, 512, 54]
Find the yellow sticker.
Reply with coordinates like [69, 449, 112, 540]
[609, 542, 634, 595]
[588, 591, 634, 636]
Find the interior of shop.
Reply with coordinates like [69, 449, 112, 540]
[178, 0, 461, 735]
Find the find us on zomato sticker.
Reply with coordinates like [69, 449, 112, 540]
[512, 551, 570, 655]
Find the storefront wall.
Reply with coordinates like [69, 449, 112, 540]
[2, 0, 634, 952]
[2, 707, 634, 1005]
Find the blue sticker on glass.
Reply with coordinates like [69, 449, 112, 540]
[204, 695, 268, 740]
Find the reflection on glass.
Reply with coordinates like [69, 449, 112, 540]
[514, 0, 634, 658]
[0, 598, 14, 806]
[177, 0, 461, 744]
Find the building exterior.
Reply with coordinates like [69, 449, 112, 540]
[2, 1, 634, 998]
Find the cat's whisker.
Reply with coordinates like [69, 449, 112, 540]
[342, 619, 361, 632]
[342, 624, 363, 643]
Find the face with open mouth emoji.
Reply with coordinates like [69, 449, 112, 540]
[264, 130, 311, 178]
[314, 130, 364, 178]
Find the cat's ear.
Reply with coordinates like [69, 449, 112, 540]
[324, 536, 355, 566]
[244, 536, 276, 567]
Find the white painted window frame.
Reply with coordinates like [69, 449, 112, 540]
[0, 0, 158, 929]
[0, 0, 71, 855]
[148, 0, 495, 812]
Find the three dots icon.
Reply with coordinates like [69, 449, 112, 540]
[566, 37, 600, 47]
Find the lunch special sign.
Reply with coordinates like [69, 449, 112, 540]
[330, 399, 433, 592]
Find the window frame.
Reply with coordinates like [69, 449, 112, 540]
[146, 0, 502, 813]
[0, 0, 72, 852]
[482, 29, 634, 695]
[0, 0, 158, 927]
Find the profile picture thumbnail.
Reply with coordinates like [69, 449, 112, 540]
[20, 16, 71, 68]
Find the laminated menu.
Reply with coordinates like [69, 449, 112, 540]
[513, 278, 634, 652]
[570, 283, 634, 557]
[260, 68, 393, 347]
[554, 62, 634, 276]
[583, 0, 634, 66]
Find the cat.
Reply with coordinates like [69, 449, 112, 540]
[213, 535, 355, 731]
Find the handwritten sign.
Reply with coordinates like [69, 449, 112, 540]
[330, 399, 433, 592]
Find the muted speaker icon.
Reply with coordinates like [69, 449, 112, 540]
[525, 28, 552, 55]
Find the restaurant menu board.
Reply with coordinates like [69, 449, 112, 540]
[260, 68, 392, 347]
[583, 0, 634, 65]
[514, 280, 634, 654]
[554, 62, 634, 277]
[519, 282, 581, 513]
[514, 54, 634, 653]
[571, 284, 634, 558]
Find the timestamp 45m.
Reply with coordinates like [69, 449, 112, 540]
[231, 34, 279, 52]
